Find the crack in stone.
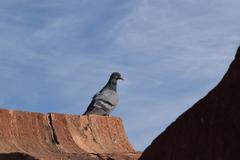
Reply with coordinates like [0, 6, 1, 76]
[86, 116, 105, 150]
[86, 116, 98, 144]
[47, 113, 59, 145]
[90, 153, 105, 160]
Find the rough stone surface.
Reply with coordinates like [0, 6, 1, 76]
[140, 46, 240, 160]
[0, 109, 140, 160]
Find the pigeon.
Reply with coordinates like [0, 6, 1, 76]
[83, 72, 124, 116]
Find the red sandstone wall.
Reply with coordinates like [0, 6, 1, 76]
[0, 109, 140, 160]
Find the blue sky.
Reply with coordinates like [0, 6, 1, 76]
[0, 0, 239, 150]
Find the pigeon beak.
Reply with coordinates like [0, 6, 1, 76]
[119, 77, 124, 80]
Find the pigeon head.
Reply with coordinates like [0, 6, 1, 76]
[110, 72, 124, 81]
[101, 72, 123, 92]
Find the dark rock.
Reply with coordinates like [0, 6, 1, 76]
[140, 46, 240, 160]
[0, 152, 38, 160]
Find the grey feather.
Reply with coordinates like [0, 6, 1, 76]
[83, 72, 123, 116]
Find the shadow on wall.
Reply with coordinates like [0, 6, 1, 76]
[0, 152, 38, 160]
[139, 46, 240, 160]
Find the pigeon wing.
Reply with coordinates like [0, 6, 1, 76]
[94, 89, 118, 107]
[83, 92, 100, 115]
[83, 89, 118, 115]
